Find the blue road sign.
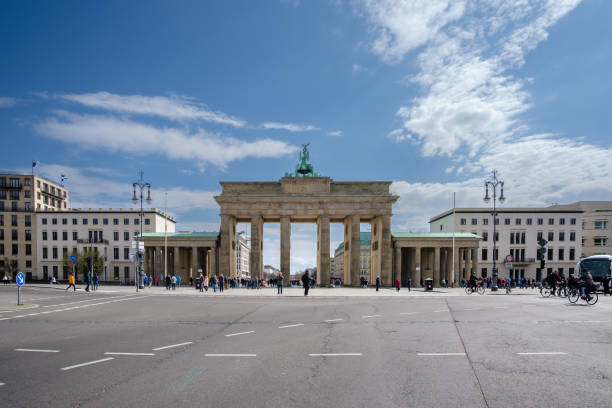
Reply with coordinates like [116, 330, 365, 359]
[70, 255, 77, 262]
[16, 272, 25, 287]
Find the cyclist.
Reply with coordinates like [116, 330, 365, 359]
[546, 270, 560, 296]
[579, 269, 596, 301]
[468, 273, 478, 293]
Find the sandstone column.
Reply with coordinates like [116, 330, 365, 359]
[344, 214, 361, 286]
[472, 246, 479, 277]
[250, 215, 263, 280]
[434, 246, 441, 287]
[316, 215, 330, 287]
[394, 246, 402, 285]
[453, 247, 460, 284]
[191, 246, 198, 278]
[209, 247, 217, 277]
[414, 246, 421, 287]
[280, 216, 291, 285]
[174, 247, 180, 277]
[219, 215, 236, 278]
[466, 247, 472, 278]
[380, 215, 392, 286]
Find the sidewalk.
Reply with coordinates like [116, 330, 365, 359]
[10, 283, 542, 298]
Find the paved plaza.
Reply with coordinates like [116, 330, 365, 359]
[1, 284, 611, 408]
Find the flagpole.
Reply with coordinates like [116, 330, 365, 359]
[164, 192, 168, 281]
[452, 192, 456, 286]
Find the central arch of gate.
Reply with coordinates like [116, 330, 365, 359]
[215, 177, 399, 286]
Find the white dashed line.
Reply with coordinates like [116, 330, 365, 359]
[325, 318, 344, 323]
[15, 348, 60, 353]
[152, 341, 193, 351]
[104, 352, 155, 356]
[400, 312, 416, 315]
[225, 331, 255, 337]
[205, 354, 256, 357]
[0, 382, 4, 386]
[495, 306, 508, 309]
[517, 352, 567, 355]
[309, 353, 363, 357]
[279, 323, 304, 329]
[61, 357, 115, 371]
[463, 308, 480, 311]
[418, 353, 466, 356]
[431, 310, 448, 313]
[362, 315, 382, 319]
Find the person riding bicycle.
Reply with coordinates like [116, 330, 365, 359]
[546, 270, 560, 296]
[579, 269, 596, 301]
[468, 273, 478, 292]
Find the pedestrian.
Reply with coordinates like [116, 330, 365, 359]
[375, 276, 381, 292]
[212, 275, 218, 292]
[407, 276, 411, 292]
[301, 270, 310, 296]
[85, 272, 91, 292]
[3, 274, 9, 285]
[176, 275, 181, 289]
[165, 274, 171, 290]
[603, 274, 610, 296]
[65, 273, 76, 292]
[219, 275, 224, 292]
[395, 277, 400, 292]
[203, 275, 209, 292]
[52, 276, 57, 285]
[277, 272, 283, 295]
[93, 274, 99, 291]
[171, 275, 177, 290]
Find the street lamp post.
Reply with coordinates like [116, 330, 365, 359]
[484, 169, 505, 292]
[132, 171, 151, 292]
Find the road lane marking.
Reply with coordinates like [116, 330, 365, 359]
[400, 312, 417, 315]
[417, 353, 466, 356]
[362, 315, 382, 319]
[517, 352, 567, 355]
[15, 348, 60, 353]
[495, 306, 508, 309]
[152, 341, 193, 351]
[205, 354, 256, 357]
[279, 323, 304, 329]
[463, 308, 480, 311]
[104, 352, 155, 356]
[431, 310, 448, 313]
[42, 295, 132, 308]
[325, 318, 344, 323]
[0, 382, 4, 386]
[225, 331, 255, 337]
[61, 357, 115, 371]
[309, 353, 363, 356]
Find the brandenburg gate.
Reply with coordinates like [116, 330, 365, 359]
[215, 176, 398, 286]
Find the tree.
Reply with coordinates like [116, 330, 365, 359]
[62, 249, 104, 281]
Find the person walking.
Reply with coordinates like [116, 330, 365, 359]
[219, 275, 224, 292]
[603, 274, 610, 296]
[165, 275, 171, 290]
[176, 275, 181, 289]
[65, 273, 76, 292]
[203, 275, 209, 292]
[3, 274, 9, 285]
[171, 275, 177, 290]
[375, 276, 381, 292]
[301, 271, 310, 296]
[407, 276, 412, 292]
[93, 274, 99, 291]
[277, 272, 284, 295]
[395, 278, 400, 292]
[85, 272, 91, 292]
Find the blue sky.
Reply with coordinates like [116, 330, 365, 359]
[1, 0, 611, 271]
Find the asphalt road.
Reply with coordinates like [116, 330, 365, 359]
[1, 285, 611, 408]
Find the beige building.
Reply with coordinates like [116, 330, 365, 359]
[36, 208, 175, 282]
[334, 232, 372, 283]
[0, 173, 68, 280]
[576, 201, 612, 258]
[430, 204, 584, 281]
[236, 233, 250, 278]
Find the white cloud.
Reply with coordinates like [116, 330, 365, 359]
[260, 122, 320, 132]
[35, 111, 299, 170]
[0, 97, 20, 108]
[361, 0, 466, 64]
[328, 130, 343, 136]
[59, 92, 246, 127]
[352, 63, 363, 72]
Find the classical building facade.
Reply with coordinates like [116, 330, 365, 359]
[0, 173, 68, 280]
[334, 232, 373, 283]
[576, 201, 612, 257]
[36, 208, 175, 282]
[430, 204, 584, 281]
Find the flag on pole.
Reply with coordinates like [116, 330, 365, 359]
[32, 160, 39, 169]
[60, 174, 67, 187]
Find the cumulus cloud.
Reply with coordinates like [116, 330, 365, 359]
[35, 111, 299, 170]
[0, 97, 21, 108]
[328, 130, 343, 136]
[260, 122, 320, 132]
[59, 91, 246, 127]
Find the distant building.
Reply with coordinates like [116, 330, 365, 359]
[334, 232, 372, 283]
[236, 234, 250, 278]
[0, 173, 69, 280]
[264, 264, 280, 279]
[576, 201, 612, 258]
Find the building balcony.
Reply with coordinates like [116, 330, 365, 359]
[510, 257, 536, 265]
[77, 238, 110, 245]
[41, 189, 65, 200]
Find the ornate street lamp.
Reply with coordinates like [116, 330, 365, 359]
[132, 171, 152, 292]
[484, 169, 505, 291]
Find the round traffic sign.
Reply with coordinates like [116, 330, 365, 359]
[70, 254, 77, 262]
[16, 272, 25, 287]
[505, 254, 514, 263]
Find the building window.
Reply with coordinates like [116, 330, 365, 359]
[0, 244, 3, 255]
[569, 248, 575, 261]
[26, 244, 31, 255]
[93, 218, 98, 225]
[482, 232, 488, 241]
[113, 218, 119, 225]
[547, 248, 553, 261]
[103, 218, 109, 225]
[62, 218, 67, 225]
[82, 218, 88, 225]
[548, 231, 554, 241]
[12, 229, 18, 240]
[114, 248, 119, 260]
[12, 215, 17, 226]
[0, 215, 3, 226]
[594, 237, 608, 246]
[113, 232, 119, 241]
[494, 232, 499, 242]
[61, 231, 67, 240]
[124, 248, 130, 260]
[537, 218, 543, 225]
[559, 232, 565, 241]
[510, 232, 515, 245]
[43, 247, 48, 259]
[0, 230, 3, 240]
[42, 231, 48, 240]
[548, 218, 554, 225]
[10, 190, 19, 200]
[52, 247, 58, 259]
[124, 231, 129, 241]
[504, 218, 510, 225]
[537, 231, 543, 241]
[72, 231, 77, 240]
[520, 232, 526, 244]
[124, 266, 130, 279]
[482, 219, 488, 225]
[494, 249, 498, 261]
[25, 230, 31, 241]
[559, 218, 565, 225]
[460, 218, 466, 225]
[515, 218, 521, 225]
[494, 218, 499, 225]
[114, 266, 119, 280]
[145, 218, 151, 225]
[471, 218, 477, 225]
[439, 225, 443, 231]
[51, 218, 57, 225]
[594, 220, 608, 230]
[52, 231, 58, 241]
[124, 218, 129, 225]
[558, 248, 564, 261]
[569, 232, 576, 241]
[570, 218, 576, 225]
[482, 248, 488, 261]
[25, 215, 31, 227]
[134, 218, 140, 225]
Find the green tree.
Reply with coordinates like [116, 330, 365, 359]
[62, 249, 104, 281]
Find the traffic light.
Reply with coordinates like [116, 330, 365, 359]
[538, 239, 547, 271]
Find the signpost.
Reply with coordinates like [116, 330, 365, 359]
[16, 272, 25, 305]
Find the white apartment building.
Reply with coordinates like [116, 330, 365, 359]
[429, 204, 583, 281]
[36, 208, 175, 282]
[236, 234, 250, 278]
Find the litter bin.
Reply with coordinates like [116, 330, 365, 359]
[424, 278, 433, 291]
[195, 279, 202, 290]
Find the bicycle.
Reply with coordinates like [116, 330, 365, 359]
[567, 287, 598, 305]
[540, 285, 552, 297]
[465, 284, 485, 295]
[505, 284, 511, 294]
